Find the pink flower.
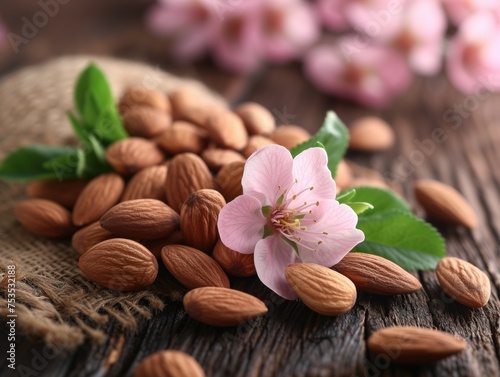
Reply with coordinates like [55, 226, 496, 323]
[446, 11, 500, 94]
[217, 145, 364, 299]
[304, 38, 413, 108]
[441, 0, 499, 25]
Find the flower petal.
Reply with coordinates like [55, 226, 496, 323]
[218, 195, 267, 254]
[254, 236, 299, 299]
[242, 145, 294, 206]
[297, 200, 364, 267]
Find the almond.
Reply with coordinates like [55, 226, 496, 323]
[242, 135, 275, 158]
[201, 149, 245, 172]
[285, 263, 356, 315]
[100, 199, 180, 240]
[123, 106, 171, 138]
[349, 116, 394, 152]
[234, 102, 276, 135]
[271, 125, 310, 150]
[122, 165, 168, 202]
[119, 86, 171, 114]
[79, 238, 158, 291]
[367, 326, 467, 364]
[414, 179, 477, 228]
[71, 221, 114, 255]
[73, 173, 124, 226]
[133, 350, 205, 377]
[155, 121, 207, 155]
[205, 110, 248, 151]
[334, 160, 352, 189]
[214, 161, 244, 202]
[333, 253, 422, 295]
[165, 153, 214, 212]
[161, 245, 230, 289]
[212, 240, 256, 277]
[169, 87, 218, 127]
[183, 287, 267, 326]
[180, 189, 226, 252]
[436, 257, 491, 307]
[26, 179, 88, 208]
[348, 178, 389, 190]
[106, 138, 165, 175]
[142, 231, 184, 258]
[15, 199, 75, 238]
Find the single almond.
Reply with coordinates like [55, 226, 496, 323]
[161, 245, 230, 289]
[214, 161, 244, 202]
[212, 240, 256, 277]
[133, 350, 205, 377]
[106, 137, 165, 175]
[201, 148, 245, 172]
[142, 231, 184, 258]
[122, 165, 168, 202]
[349, 116, 395, 152]
[348, 178, 389, 190]
[414, 179, 477, 228]
[169, 87, 218, 127]
[123, 106, 171, 138]
[100, 199, 180, 240]
[15, 199, 75, 238]
[242, 135, 275, 158]
[333, 253, 422, 295]
[26, 179, 88, 208]
[271, 125, 310, 150]
[183, 287, 268, 326]
[79, 238, 158, 291]
[165, 153, 214, 212]
[71, 221, 114, 255]
[119, 86, 171, 114]
[155, 121, 207, 155]
[334, 160, 352, 189]
[234, 102, 276, 135]
[205, 110, 248, 151]
[72, 173, 124, 226]
[368, 326, 467, 364]
[285, 263, 356, 316]
[436, 257, 491, 307]
[180, 189, 226, 252]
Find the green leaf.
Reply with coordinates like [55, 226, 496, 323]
[354, 211, 446, 270]
[345, 186, 411, 218]
[93, 105, 128, 146]
[336, 188, 356, 204]
[347, 202, 374, 215]
[291, 111, 349, 177]
[43, 149, 85, 180]
[0, 146, 76, 181]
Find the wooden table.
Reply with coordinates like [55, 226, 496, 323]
[0, 1, 499, 376]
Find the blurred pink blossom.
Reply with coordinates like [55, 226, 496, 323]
[304, 37, 412, 107]
[441, 0, 499, 25]
[446, 11, 500, 93]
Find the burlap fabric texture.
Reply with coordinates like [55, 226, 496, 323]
[0, 56, 227, 349]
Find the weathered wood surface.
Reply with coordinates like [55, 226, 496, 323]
[0, 1, 499, 376]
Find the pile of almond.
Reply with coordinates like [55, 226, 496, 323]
[12, 86, 491, 373]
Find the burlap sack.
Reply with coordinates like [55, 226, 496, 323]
[0, 56, 227, 349]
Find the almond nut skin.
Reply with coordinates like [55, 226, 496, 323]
[26, 179, 88, 208]
[205, 111, 248, 151]
[100, 199, 180, 240]
[106, 138, 165, 176]
[15, 199, 75, 238]
[72, 173, 125, 226]
[242, 135, 275, 159]
[215, 161, 244, 202]
[334, 160, 352, 190]
[180, 189, 226, 252]
[414, 179, 477, 228]
[349, 116, 395, 152]
[436, 257, 491, 308]
[169, 87, 217, 127]
[212, 240, 256, 277]
[133, 350, 205, 377]
[165, 153, 214, 212]
[334, 253, 422, 295]
[123, 106, 171, 138]
[183, 287, 268, 327]
[122, 165, 168, 202]
[368, 326, 467, 364]
[161, 245, 230, 289]
[142, 231, 184, 258]
[285, 263, 356, 316]
[119, 86, 171, 114]
[71, 221, 114, 255]
[155, 121, 207, 155]
[79, 238, 158, 291]
[201, 149, 245, 171]
[271, 125, 310, 150]
[234, 102, 276, 135]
